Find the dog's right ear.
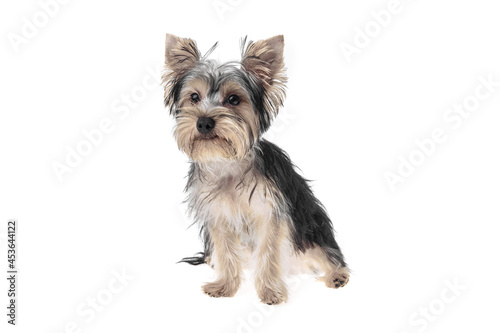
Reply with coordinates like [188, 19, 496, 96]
[164, 34, 200, 77]
[163, 34, 200, 112]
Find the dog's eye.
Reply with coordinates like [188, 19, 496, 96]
[227, 94, 240, 106]
[190, 93, 200, 104]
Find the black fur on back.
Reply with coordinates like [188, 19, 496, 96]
[254, 139, 347, 268]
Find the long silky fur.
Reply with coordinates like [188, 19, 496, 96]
[166, 35, 348, 275]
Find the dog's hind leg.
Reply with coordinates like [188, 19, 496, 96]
[304, 246, 350, 289]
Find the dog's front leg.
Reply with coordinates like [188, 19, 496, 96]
[254, 216, 288, 305]
[202, 221, 242, 297]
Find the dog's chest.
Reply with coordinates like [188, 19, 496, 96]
[188, 161, 272, 232]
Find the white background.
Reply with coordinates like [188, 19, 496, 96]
[1, 0, 499, 332]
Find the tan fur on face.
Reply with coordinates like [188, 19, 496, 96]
[174, 79, 258, 163]
[218, 81, 259, 143]
[178, 78, 210, 104]
[174, 107, 250, 162]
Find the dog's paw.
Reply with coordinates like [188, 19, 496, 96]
[258, 287, 287, 305]
[324, 268, 350, 289]
[202, 280, 239, 298]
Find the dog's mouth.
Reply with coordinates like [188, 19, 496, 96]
[190, 134, 234, 151]
[195, 133, 219, 141]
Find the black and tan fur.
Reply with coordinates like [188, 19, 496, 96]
[163, 34, 349, 305]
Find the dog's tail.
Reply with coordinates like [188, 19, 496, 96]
[177, 252, 206, 265]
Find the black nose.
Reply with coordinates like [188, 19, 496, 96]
[196, 117, 215, 134]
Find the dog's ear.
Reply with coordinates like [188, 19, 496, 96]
[241, 35, 287, 131]
[241, 35, 286, 87]
[164, 34, 200, 77]
[163, 34, 201, 113]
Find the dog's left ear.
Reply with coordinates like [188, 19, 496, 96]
[241, 35, 287, 131]
[241, 35, 286, 87]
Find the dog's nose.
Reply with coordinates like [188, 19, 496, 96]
[196, 117, 215, 134]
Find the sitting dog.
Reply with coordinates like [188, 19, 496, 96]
[163, 34, 349, 304]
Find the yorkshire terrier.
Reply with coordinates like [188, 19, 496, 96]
[163, 34, 349, 305]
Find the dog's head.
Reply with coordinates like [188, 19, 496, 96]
[163, 34, 287, 163]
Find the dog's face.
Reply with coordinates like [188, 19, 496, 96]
[163, 34, 287, 163]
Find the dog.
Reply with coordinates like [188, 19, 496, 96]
[163, 34, 349, 304]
